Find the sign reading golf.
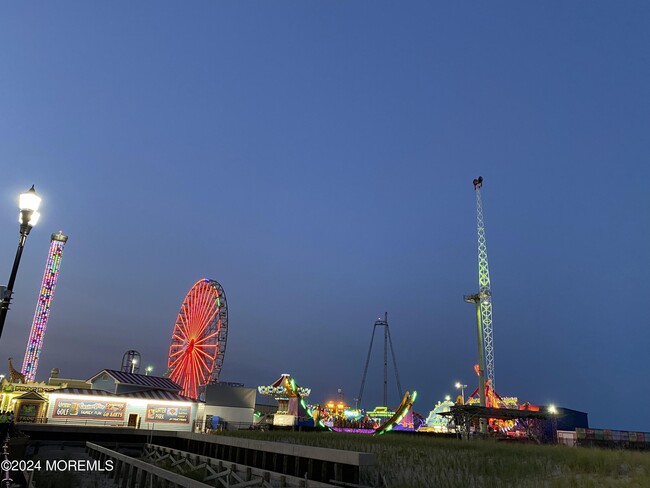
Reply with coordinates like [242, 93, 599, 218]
[53, 399, 126, 419]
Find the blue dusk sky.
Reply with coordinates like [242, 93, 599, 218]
[0, 2, 648, 431]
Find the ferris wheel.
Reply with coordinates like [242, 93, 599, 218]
[167, 279, 228, 399]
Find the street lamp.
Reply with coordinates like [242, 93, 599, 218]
[548, 404, 558, 444]
[131, 358, 138, 374]
[455, 382, 467, 404]
[0, 186, 42, 343]
[145, 366, 153, 376]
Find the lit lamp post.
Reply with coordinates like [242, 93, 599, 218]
[145, 366, 153, 376]
[131, 358, 138, 374]
[548, 404, 558, 444]
[0, 186, 42, 343]
[455, 382, 467, 404]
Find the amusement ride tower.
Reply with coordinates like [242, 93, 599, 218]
[473, 177, 496, 391]
[357, 313, 403, 408]
[21, 231, 68, 382]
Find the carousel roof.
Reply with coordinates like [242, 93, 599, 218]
[258, 373, 311, 398]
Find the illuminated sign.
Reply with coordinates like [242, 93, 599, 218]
[14, 385, 59, 393]
[17, 403, 39, 422]
[53, 398, 126, 419]
[145, 404, 191, 423]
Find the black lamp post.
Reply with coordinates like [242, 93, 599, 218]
[0, 185, 42, 343]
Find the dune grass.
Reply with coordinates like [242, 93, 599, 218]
[216, 430, 650, 487]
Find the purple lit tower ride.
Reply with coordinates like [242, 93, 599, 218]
[21, 231, 68, 382]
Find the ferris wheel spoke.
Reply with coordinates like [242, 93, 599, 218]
[192, 290, 208, 332]
[169, 342, 186, 354]
[195, 330, 218, 346]
[189, 314, 204, 341]
[171, 332, 186, 343]
[184, 298, 197, 334]
[200, 287, 218, 327]
[192, 286, 206, 321]
[188, 358, 201, 397]
[184, 319, 196, 341]
[189, 343, 209, 379]
[180, 352, 193, 384]
[194, 347, 215, 364]
[184, 293, 196, 332]
[191, 343, 211, 372]
[169, 354, 183, 368]
[197, 307, 219, 340]
[195, 341, 216, 354]
[179, 310, 192, 335]
[177, 311, 191, 340]
[191, 357, 202, 385]
[195, 345, 217, 356]
[168, 353, 185, 370]
[195, 289, 213, 337]
[169, 349, 185, 361]
[194, 353, 212, 374]
[182, 296, 193, 322]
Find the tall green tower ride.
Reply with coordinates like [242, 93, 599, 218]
[474, 176, 496, 392]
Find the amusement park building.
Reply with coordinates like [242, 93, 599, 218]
[46, 368, 91, 389]
[204, 382, 256, 430]
[0, 369, 201, 431]
[87, 369, 183, 395]
[46, 387, 198, 431]
[540, 405, 589, 431]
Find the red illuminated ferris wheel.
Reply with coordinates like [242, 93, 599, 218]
[167, 279, 228, 400]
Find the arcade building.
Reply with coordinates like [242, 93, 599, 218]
[0, 367, 200, 432]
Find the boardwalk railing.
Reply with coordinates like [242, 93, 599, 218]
[86, 442, 212, 488]
[141, 443, 338, 488]
[173, 433, 376, 485]
[86, 442, 339, 488]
